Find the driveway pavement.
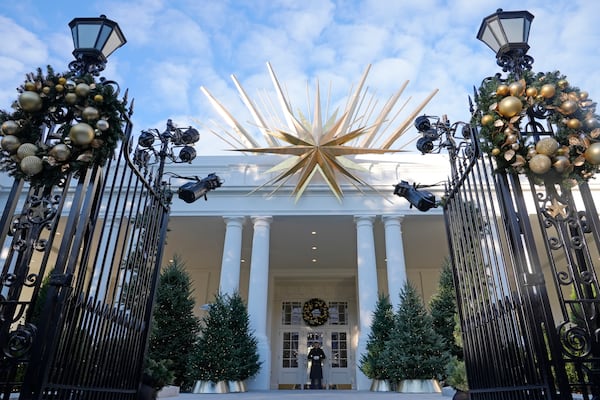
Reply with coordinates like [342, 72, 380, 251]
[177, 390, 450, 400]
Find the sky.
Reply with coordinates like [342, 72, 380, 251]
[1, 0, 600, 156]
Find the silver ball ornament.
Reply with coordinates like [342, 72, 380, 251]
[96, 119, 110, 131]
[20, 156, 43, 176]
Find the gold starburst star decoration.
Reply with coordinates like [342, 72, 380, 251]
[201, 62, 438, 201]
[546, 197, 568, 218]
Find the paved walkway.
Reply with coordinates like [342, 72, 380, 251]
[177, 390, 451, 400]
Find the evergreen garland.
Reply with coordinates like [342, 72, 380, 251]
[359, 293, 394, 380]
[474, 70, 600, 184]
[146, 256, 200, 390]
[382, 281, 451, 381]
[0, 65, 127, 188]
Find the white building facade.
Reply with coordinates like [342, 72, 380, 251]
[162, 152, 451, 390]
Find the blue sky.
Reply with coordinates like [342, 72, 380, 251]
[2, 0, 600, 155]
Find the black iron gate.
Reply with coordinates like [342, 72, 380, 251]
[0, 107, 170, 399]
[443, 101, 600, 399]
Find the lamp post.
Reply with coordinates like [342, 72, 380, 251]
[68, 15, 127, 76]
[134, 120, 222, 202]
[477, 8, 535, 77]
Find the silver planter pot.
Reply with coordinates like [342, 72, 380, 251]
[192, 380, 229, 394]
[369, 379, 392, 391]
[227, 380, 247, 393]
[396, 379, 441, 393]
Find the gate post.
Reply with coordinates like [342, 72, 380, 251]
[408, 9, 600, 399]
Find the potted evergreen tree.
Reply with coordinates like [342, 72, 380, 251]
[430, 258, 461, 359]
[145, 256, 201, 395]
[359, 293, 395, 391]
[383, 281, 451, 393]
[190, 292, 231, 393]
[226, 292, 261, 392]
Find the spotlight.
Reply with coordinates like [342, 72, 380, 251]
[178, 173, 222, 203]
[138, 130, 155, 148]
[181, 128, 200, 144]
[179, 146, 196, 162]
[416, 137, 435, 154]
[393, 180, 437, 212]
[414, 115, 431, 132]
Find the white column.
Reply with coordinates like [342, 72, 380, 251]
[246, 216, 272, 390]
[219, 216, 245, 295]
[354, 215, 378, 390]
[382, 215, 407, 309]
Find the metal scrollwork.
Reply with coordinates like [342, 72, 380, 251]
[3, 323, 37, 359]
[558, 322, 592, 359]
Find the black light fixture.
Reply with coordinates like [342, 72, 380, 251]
[414, 115, 442, 154]
[69, 15, 127, 75]
[178, 173, 223, 203]
[393, 181, 437, 212]
[477, 9, 535, 76]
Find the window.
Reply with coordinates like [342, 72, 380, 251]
[328, 301, 348, 325]
[281, 301, 302, 325]
[282, 332, 299, 368]
[330, 332, 348, 368]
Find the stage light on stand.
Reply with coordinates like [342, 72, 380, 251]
[393, 180, 438, 212]
[178, 173, 223, 203]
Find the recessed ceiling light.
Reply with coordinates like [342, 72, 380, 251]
[311, 231, 317, 235]
[312, 246, 317, 250]
[312, 259, 317, 263]
[241, 259, 246, 263]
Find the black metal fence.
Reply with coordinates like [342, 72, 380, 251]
[0, 112, 170, 399]
[444, 107, 600, 398]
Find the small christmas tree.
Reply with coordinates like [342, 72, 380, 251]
[359, 293, 394, 380]
[146, 256, 200, 389]
[227, 292, 261, 381]
[429, 258, 462, 359]
[383, 281, 451, 381]
[190, 292, 232, 382]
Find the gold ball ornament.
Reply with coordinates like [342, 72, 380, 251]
[557, 79, 569, 89]
[96, 119, 109, 131]
[526, 87, 538, 97]
[529, 154, 552, 175]
[42, 86, 51, 94]
[93, 94, 104, 103]
[1, 120, 19, 136]
[566, 119, 582, 129]
[20, 156, 43, 176]
[82, 106, 100, 122]
[496, 84, 510, 96]
[509, 81, 525, 96]
[559, 100, 578, 115]
[498, 96, 523, 118]
[505, 134, 518, 144]
[58, 77, 67, 85]
[527, 147, 538, 159]
[536, 137, 560, 156]
[1, 135, 20, 153]
[65, 92, 78, 105]
[579, 91, 589, 100]
[48, 144, 71, 162]
[491, 148, 501, 156]
[18, 91, 43, 112]
[75, 83, 90, 97]
[55, 84, 64, 92]
[540, 84, 556, 99]
[584, 117, 599, 130]
[24, 82, 36, 91]
[16, 143, 38, 159]
[552, 156, 571, 173]
[69, 123, 95, 146]
[584, 142, 600, 164]
[481, 114, 494, 125]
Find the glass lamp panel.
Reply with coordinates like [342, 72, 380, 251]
[103, 28, 126, 58]
[73, 23, 102, 49]
[500, 17, 526, 43]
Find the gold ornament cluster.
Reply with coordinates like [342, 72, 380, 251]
[0, 66, 126, 188]
[476, 71, 600, 184]
[302, 298, 329, 326]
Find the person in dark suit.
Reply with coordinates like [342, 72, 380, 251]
[308, 342, 326, 389]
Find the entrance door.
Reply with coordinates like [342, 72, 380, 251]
[277, 300, 353, 389]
